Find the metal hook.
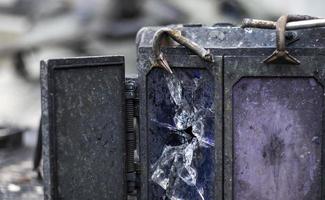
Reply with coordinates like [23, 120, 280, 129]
[263, 15, 301, 64]
[152, 27, 213, 74]
[242, 14, 323, 65]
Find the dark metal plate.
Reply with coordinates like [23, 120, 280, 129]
[41, 56, 126, 200]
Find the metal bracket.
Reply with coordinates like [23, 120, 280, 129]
[242, 15, 324, 65]
[152, 27, 214, 74]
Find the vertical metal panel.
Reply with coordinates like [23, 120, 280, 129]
[138, 51, 223, 200]
[41, 56, 126, 200]
[224, 56, 325, 200]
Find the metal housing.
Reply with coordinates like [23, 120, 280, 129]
[137, 25, 325, 200]
[40, 24, 325, 200]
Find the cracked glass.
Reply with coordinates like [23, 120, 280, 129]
[147, 68, 216, 200]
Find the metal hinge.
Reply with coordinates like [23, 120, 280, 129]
[125, 78, 140, 198]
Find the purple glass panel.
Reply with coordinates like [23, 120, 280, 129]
[233, 77, 323, 200]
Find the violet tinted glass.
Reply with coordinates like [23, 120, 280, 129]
[233, 77, 323, 200]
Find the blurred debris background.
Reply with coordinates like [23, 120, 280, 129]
[0, 0, 324, 199]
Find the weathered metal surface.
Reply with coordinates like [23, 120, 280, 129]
[233, 77, 323, 200]
[137, 24, 325, 200]
[41, 56, 126, 200]
[136, 26, 325, 50]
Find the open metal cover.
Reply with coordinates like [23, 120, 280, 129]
[41, 56, 126, 200]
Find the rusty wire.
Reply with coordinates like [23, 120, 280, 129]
[242, 15, 323, 30]
[152, 27, 213, 74]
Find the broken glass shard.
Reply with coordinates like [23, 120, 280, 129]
[147, 68, 216, 200]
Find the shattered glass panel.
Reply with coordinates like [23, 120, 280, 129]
[233, 77, 323, 200]
[147, 68, 215, 200]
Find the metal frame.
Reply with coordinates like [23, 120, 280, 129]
[223, 54, 325, 200]
[138, 47, 223, 200]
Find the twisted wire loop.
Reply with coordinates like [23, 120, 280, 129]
[152, 27, 213, 74]
[242, 15, 323, 65]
